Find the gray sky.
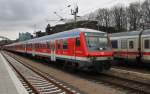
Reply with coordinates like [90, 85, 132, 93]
[0, 0, 144, 40]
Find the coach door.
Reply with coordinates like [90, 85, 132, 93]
[141, 37, 150, 63]
[51, 40, 56, 61]
[120, 39, 128, 59]
[127, 38, 137, 60]
[32, 43, 35, 56]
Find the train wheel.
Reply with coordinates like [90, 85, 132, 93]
[94, 63, 103, 73]
[62, 60, 68, 69]
[104, 62, 111, 70]
[71, 62, 79, 73]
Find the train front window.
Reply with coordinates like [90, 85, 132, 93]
[86, 36, 109, 51]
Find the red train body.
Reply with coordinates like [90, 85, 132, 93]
[5, 28, 113, 72]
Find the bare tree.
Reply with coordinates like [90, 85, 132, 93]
[127, 2, 141, 30]
[141, 0, 150, 29]
[96, 8, 112, 32]
[112, 6, 127, 32]
[96, 9, 109, 26]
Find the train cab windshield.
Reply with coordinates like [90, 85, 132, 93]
[85, 32, 110, 51]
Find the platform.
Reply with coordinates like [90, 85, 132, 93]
[0, 52, 28, 94]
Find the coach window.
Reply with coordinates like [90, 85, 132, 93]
[47, 42, 50, 48]
[43, 44, 46, 48]
[36, 43, 38, 48]
[111, 40, 118, 48]
[37, 44, 39, 48]
[39, 44, 41, 48]
[129, 41, 134, 49]
[144, 40, 150, 49]
[63, 40, 68, 49]
[57, 41, 60, 49]
[40, 44, 43, 48]
[76, 38, 80, 47]
[29, 44, 30, 48]
[121, 40, 127, 49]
[42, 44, 44, 48]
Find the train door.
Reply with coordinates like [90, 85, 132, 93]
[119, 39, 128, 59]
[141, 37, 150, 63]
[127, 38, 137, 61]
[24, 44, 27, 53]
[32, 43, 35, 56]
[51, 40, 56, 61]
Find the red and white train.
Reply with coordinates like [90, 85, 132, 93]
[110, 29, 150, 65]
[5, 28, 113, 72]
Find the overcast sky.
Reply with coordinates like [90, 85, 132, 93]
[0, 0, 144, 40]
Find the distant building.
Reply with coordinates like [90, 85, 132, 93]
[19, 32, 33, 41]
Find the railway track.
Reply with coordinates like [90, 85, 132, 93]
[2, 52, 81, 94]
[112, 66, 150, 74]
[4, 51, 150, 94]
[83, 73, 150, 94]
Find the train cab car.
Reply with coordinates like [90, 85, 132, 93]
[4, 28, 113, 72]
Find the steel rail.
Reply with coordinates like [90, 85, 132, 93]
[2, 52, 80, 94]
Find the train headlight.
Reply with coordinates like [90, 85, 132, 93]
[99, 47, 103, 50]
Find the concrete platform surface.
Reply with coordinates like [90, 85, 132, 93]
[0, 52, 28, 94]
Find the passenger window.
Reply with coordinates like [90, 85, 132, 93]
[36, 44, 38, 48]
[111, 40, 118, 48]
[76, 38, 80, 47]
[34, 44, 38, 48]
[29, 44, 31, 48]
[37, 43, 39, 48]
[30, 44, 32, 48]
[63, 40, 68, 49]
[40, 44, 43, 48]
[57, 41, 60, 49]
[144, 40, 150, 49]
[47, 42, 50, 48]
[129, 41, 134, 49]
[39, 44, 42, 48]
[44, 44, 46, 48]
[121, 40, 127, 49]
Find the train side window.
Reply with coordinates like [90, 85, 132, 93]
[43, 44, 45, 48]
[36, 43, 39, 48]
[30, 44, 32, 48]
[40, 44, 42, 48]
[121, 40, 127, 49]
[111, 40, 118, 48]
[47, 42, 50, 48]
[63, 40, 68, 49]
[76, 38, 80, 47]
[129, 41, 134, 49]
[36, 44, 38, 48]
[144, 40, 150, 49]
[34, 44, 36, 48]
[57, 41, 60, 49]
[39, 44, 41, 48]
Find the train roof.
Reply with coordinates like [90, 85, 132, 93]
[27, 28, 105, 43]
[111, 29, 150, 37]
[6, 28, 105, 46]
